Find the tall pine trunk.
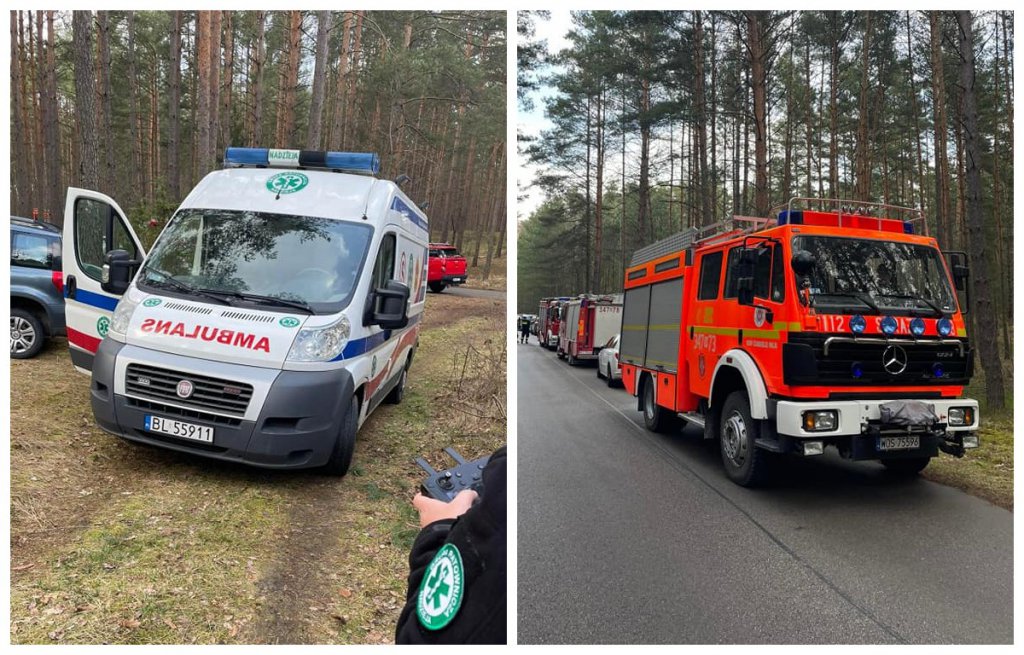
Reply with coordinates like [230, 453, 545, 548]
[73, 11, 98, 190]
[168, 11, 182, 200]
[307, 11, 331, 149]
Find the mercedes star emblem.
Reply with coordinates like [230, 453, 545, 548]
[882, 345, 908, 375]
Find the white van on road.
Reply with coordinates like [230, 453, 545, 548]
[62, 147, 429, 476]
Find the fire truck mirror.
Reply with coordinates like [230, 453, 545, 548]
[791, 249, 816, 277]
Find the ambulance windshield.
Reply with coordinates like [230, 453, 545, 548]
[138, 209, 373, 314]
[791, 235, 955, 316]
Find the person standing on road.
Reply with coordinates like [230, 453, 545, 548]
[519, 316, 531, 344]
[396, 446, 506, 644]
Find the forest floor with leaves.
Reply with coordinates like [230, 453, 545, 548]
[9, 293, 506, 645]
[462, 253, 506, 291]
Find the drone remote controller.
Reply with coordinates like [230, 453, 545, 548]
[415, 447, 489, 502]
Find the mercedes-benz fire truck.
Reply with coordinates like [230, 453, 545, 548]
[620, 199, 979, 486]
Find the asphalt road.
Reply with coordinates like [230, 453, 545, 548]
[517, 339, 1013, 645]
[441, 285, 505, 300]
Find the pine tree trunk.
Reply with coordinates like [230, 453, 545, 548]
[73, 10, 99, 190]
[828, 16, 840, 198]
[307, 11, 331, 149]
[275, 11, 301, 147]
[694, 11, 710, 226]
[96, 11, 113, 195]
[854, 13, 873, 201]
[221, 11, 234, 150]
[331, 12, 353, 149]
[747, 11, 769, 217]
[956, 10, 1005, 410]
[343, 12, 365, 148]
[251, 11, 265, 145]
[209, 11, 221, 165]
[11, 12, 25, 214]
[169, 11, 182, 200]
[905, 12, 926, 216]
[929, 11, 952, 248]
[196, 11, 212, 176]
[43, 10, 61, 220]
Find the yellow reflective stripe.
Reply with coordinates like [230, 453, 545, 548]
[693, 326, 738, 336]
[647, 324, 679, 330]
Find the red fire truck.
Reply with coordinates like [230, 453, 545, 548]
[556, 294, 623, 365]
[620, 198, 979, 486]
[537, 297, 567, 350]
[427, 242, 467, 293]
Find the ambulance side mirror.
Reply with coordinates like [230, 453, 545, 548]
[372, 280, 410, 329]
[102, 249, 138, 296]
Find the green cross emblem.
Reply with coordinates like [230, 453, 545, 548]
[143, 298, 162, 307]
[279, 316, 300, 328]
[416, 543, 464, 630]
[266, 172, 309, 195]
[96, 316, 110, 337]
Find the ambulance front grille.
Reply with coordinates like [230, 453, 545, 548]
[219, 310, 276, 323]
[125, 363, 253, 417]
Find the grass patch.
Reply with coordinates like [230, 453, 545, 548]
[10, 293, 505, 644]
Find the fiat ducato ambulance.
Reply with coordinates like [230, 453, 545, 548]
[62, 148, 429, 476]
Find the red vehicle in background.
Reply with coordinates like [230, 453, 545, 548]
[556, 294, 623, 365]
[427, 243, 467, 293]
[537, 297, 567, 350]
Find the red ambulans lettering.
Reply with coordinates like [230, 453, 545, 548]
[139, 318, 271, 353]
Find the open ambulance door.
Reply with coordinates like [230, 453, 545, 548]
[62, 188, 146, 374]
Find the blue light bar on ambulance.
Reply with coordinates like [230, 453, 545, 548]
[223, 147, 381, 175]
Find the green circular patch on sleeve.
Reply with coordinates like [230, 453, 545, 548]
[416, 543, 465, 631]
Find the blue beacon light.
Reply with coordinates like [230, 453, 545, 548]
[880, 316, 898, 335]
[223, 147, 381, 175]
[851, 362, 864, 379]
[910, 317, 926, 336]
[849, 314, 866, 334]
[937, 318, 953, 337]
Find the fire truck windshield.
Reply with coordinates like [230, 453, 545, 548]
[791, 235, 956, 316]
[138, 209, 373, 315]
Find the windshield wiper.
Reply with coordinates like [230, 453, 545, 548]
[143, 268, 233, 305]
[818, 291, 880, 314]
[879, 294, 947, 318]
[200, 289, 314, 314]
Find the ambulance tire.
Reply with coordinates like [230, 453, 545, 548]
[719, 391, 771, 487]
[881, 456, 930, 476]
[323, 396, 358, 477]
[384, 366, 407, 405]
[429, 282, 446, 293]
[641, 375, 674, 433]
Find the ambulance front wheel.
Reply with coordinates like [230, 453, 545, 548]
[323, 395, 358, 477]
[719, 391, 771, 487]
[429, 281, 446, 293]
[384, 366, 407, 405]
[641, 375, 674, 433]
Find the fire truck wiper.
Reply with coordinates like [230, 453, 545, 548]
[820, 291, 880, 314]
[144, 268, 233, 305]
[203, 289, 314, 314]
[878, 294, 947, 318]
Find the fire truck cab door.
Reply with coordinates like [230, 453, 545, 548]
[62, 188, 146, 374]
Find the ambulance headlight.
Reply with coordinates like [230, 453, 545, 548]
[287, 315, 351, 362]
[109, 287, 144, 340]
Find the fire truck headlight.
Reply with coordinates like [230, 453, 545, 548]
[880, 316, 897, 335]
[910, 317, 925, 336]
[287, 315, 351, 362]
[947, 406, 974, 427]
[802, 410, 838, 432]
[850, 314, 866, 334]
[109, 287, 143, 340]
[937, 318, 953, 336]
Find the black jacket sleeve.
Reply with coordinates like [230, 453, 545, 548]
[396, 446, 507, 644]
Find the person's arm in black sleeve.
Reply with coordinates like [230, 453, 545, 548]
[396, 446, 506, 644]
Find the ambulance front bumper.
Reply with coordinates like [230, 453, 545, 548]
[90, 339, 354, 470]
[773, 397, 979, 460]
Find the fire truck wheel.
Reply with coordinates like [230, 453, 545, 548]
[384, 366, 407, 405]
[641, 376, 674, 433]
[719, 391, 770, 486]
[880, 457, 930, 476]
[429, 281, 445, 293]
[323, 395, 358, 477]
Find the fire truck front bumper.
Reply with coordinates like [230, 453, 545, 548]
[772, 398, 980, 460]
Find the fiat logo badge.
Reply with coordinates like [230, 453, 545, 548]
[176, 379, 195, 399]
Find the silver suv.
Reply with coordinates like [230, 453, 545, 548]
[11, 216, 65, 358]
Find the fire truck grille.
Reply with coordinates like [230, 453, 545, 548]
[125, 363, 253, 417]
[783, 334, 972, 386]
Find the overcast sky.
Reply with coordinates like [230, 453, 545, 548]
[517, 10, 573, 221]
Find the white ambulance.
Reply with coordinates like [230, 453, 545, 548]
[62, 147, 429, 476]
